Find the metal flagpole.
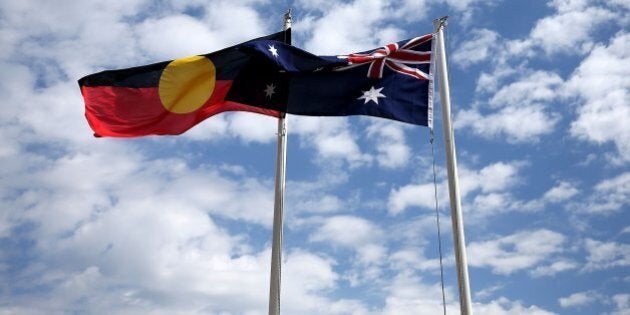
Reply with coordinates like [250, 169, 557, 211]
[433, 16, 474, 315]
[268, 9, 291, 315]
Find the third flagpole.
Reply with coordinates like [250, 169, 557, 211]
[433, 16, 474, 315]
[268, 9, 291, 315]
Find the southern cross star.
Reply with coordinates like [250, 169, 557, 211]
[268, 44, 279, 57]
[264, 83, 276, 98]
[358, 86, 386, 104]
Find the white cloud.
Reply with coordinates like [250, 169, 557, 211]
[583, 238, 630, 271]
[15, 82, 96, 143]
[294, 194, 344, 213]
[181, 114, 230, 140]
[611, 294, 630, 315]
[10, 247, 341, 315]
[467, 229, 567, 275]
[575, 172, 630, 214]
[566, 32, 630, 163]
[136, 14, 223, 60]
[318, 132, 368, 163]
[0, 137, 351, 314]
[531, 260, 578, 277]
[381, 272, 458, 315]
[200, 1, 270, 45]
[457, 70, 563, 142]
[558, 291, 599, 308]
[489, 71, 564, 109]
[388, 182, 441, 215]
[529, 4, 615, 55]
[455, 2, 627, 146]
[6, 196, 256, 313]
[459, 161, 526, 217]
[475, 284, 504, 300]
[443, 0, 493, 11]
[366, 120, 411, 169]
[608, 0, 630, 11]
[1, 0, 147, 79]
[475, 66, 518, 94]
[325, 299, 373, 315]
[285, 169, 351, 216]
[456, 105, 559, 142]
[391, 0, 431, 22]
[484, 0, 624, 59]
[310, 215, 383, 248]
[388, 247, 442, 272]
[442, 0, 501, 24]
[309, 215, 388, 285]
[379, 274, 557, 315]
[183, 112, 278, 143]
[387, 216, 446, 248]
[225, 113, 278, 143]
[452, 29, 501, 68]
[135, 2, 270, 60]
[295, 0, 339, 11]
[473, 297, 556, 315]
[471, 192, 510, 214]
[469, 161, 521, 193]
[291, 116, 373, 167]
[299, 0, 396, 54]
[543, 181, 579, 203]
[0, 0, 144, 44]
[388, 161, 521, 215]
[281, 250, 341, 314]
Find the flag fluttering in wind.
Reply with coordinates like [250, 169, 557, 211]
[79, 31, 288, 137]
[79, 30, 433, 137]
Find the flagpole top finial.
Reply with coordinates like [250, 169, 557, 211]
[433, 16, 449, 30]
[283, 8, 292, 29]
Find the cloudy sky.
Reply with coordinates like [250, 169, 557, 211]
[1, 0, 628, 314]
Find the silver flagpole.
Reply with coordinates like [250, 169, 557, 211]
[433, 17, 473, 315]
[268, 9, 291, 315]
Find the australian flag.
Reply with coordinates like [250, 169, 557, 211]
[233, 34, 434, 127]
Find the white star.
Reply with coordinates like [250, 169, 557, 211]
[358, 86, 386, 104]
[268, 45, 279, 57]
[264, 83, 276, 98]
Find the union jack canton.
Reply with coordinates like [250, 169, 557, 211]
[336, 33, 433, 81]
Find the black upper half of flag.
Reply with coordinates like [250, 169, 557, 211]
[78, 30, 290, 88]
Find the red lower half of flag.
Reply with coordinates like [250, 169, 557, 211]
[82, 81, 279, 137]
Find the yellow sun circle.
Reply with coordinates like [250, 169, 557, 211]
[158, 56, 216, 114]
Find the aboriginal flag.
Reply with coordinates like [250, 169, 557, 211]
[79, 30, 290, 137]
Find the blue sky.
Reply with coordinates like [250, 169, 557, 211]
[0, 0, 628, 314]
